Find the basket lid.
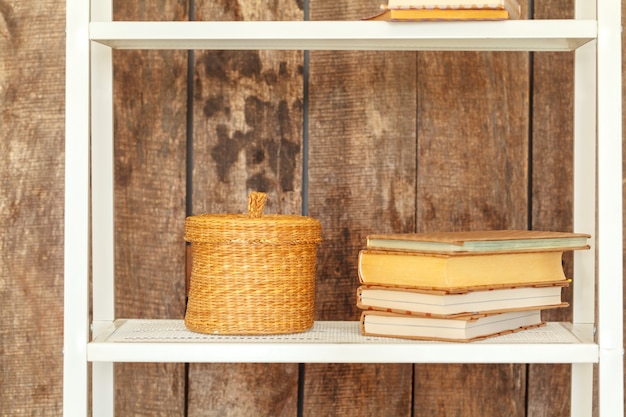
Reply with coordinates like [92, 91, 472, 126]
[185, 192, 322, 244]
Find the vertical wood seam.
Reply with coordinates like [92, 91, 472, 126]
[185, 3, 196, 416]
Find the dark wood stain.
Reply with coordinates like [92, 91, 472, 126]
[210, 124, 249, 182]
[198, 50, 262, 80]
[207, 96, 300, 191]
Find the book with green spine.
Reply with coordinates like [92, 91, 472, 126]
[366, 230, 590, 253]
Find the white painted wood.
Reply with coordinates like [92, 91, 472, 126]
[87, 320, 598, 364]
[596, 0, 624, 415]
[91, 0, 115, 333]
[89, 20, 596, 51]
[572, 1, 597, 415]
[90, 1, 115, 415]
[571, 363, 595, 417]
[63, 0, 90, 416]
[573, 3, 597, 329]
[91, 363, 114, 417]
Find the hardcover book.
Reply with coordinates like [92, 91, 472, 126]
[366, 230, 590, 253]
[385, 0, 520, 13]
[365, 8, 514, 21]
[357, 280, 568, 317]
[357, 249, 571, 288]
[360, 309, 544, 342]
[367, 0, 521, 20]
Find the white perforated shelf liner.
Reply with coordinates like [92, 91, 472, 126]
[88, 320, 598, 363]
[104, 320, 584, 344]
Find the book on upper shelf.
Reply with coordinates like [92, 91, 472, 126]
[366, 230, 590, 253]
[385, 0, 520, 12]
[356, 280, 569, 318]
[357, 249, 578, 288]
[360, 309, 543, 342]
[364, 7, 516, 21]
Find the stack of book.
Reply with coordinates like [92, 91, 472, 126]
[357, 230, 590, 342]
[364, 0, 521, 21]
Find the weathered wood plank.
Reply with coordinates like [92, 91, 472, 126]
[186, 1, 303, 415]
[112, 1, 188, 415]
[303, 363, 413, 417]
[413, 364, 527, 415]
[0, 1, 65, 414]
[527, 1, 578, 416]
[413, 28, 530, 417]
[306, 1, 416, 415]
[188, 364, 299, 416]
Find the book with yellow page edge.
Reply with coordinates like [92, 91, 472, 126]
[386, 0, 521, 13]
[357, 247, 585, 288]
[360, 309, 544, 342]
[364, 7, 516, 21]
[357, 279, 569, 318]
[364, 0, 521, 20]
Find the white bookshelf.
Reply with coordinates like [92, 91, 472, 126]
[64, 1, 623, 416]
[88, 20, 596, 51]
[88, 320, 597, 364]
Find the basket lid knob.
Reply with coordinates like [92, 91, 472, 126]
[247, 192, 267, 219]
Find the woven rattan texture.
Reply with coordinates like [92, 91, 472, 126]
[184, 193, 322, 335]
[185, 241, 319, 334]
[184, 214, 322, 244]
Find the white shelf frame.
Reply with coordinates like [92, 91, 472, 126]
[88, 320, 597, 364]
[88, 20, 597, 51]
[64, 0, 623, 416]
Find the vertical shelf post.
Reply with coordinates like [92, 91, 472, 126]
[572, 0, 597, 415]
[91, 0, 115, 414]
[596, 0, 624, 414]
[63, 0, 91, 416]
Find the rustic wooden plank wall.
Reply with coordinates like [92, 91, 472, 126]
[0, 1, 66, 414]
[1, 0, 625, 415]
[412, 47, 530, 417]
[111, 1, 188, 415]
[527, 1, 577, 415]
[306, 0, 417, 412]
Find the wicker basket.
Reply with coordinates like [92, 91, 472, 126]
[184, 192, 322, 335]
